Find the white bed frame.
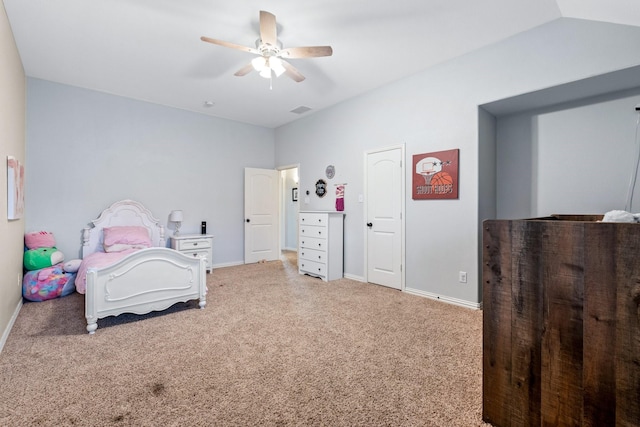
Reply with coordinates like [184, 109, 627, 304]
[82, 199, 206, 334]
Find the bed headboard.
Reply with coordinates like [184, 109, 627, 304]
[82, 199, 166, 258]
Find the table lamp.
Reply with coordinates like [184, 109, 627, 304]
[169, 210, 183, 236]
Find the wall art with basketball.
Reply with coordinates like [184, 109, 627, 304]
[412, 148, 459, 200]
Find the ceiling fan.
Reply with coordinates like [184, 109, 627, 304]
[201, 10, 333, 84]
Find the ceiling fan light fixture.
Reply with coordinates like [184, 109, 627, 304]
[270, 57, 286, 77]
[201, 10, 332, 84]
[251, 56, 266, 72]
[259, 66, 272, 79]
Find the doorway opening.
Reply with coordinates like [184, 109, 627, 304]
[279, 166, 299, 263]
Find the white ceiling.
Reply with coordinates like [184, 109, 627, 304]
[4, 0, 640, 128]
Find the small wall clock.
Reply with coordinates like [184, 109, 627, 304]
[325, 165, 335, 179]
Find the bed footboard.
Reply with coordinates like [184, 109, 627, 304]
[85, 247, 206, 334]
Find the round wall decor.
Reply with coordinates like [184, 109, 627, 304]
[315, 179, 327, 197]
[325, 165, 335, 179]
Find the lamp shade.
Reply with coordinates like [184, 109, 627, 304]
[270, 57, 286, 77]
[251, 56, 266, 72]
[169, 210, 183, 222]
[259, 66, 272, 79]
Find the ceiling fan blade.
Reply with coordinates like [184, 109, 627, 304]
[234, 63, 255, 77]
[259, 10, 277, 46]
[281, 60, 305, 82]
[280, 46, 333, 59]
[200, 36, 259, 54]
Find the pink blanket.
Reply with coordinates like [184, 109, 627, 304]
[75, 249, 138, 294]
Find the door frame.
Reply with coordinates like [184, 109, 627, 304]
[277, 163, 300, 258]
[364, 144, 406, 290]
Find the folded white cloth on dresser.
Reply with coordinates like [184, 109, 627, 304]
[601, 210, 640, 223]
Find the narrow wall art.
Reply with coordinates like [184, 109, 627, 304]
[412, 148, 459, 200]
[7, 156, 24, 220]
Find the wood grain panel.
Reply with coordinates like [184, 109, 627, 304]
[482, 217, 640, 427]
[540, 221, 584, 427]
[510, 220, 543, 427]
[482, 220, 513, 426]
[583, 223, 617, 427]
[614, 225, 640, 426]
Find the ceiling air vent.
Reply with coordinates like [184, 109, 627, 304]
[290, 106, 312, 115]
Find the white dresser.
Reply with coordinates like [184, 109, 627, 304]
[298, 211, 344, 281]
[170, 234, 214, 273]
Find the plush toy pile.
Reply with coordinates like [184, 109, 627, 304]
[22, 231, 81, 302]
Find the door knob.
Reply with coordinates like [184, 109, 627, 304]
[367, 222, 373, 228]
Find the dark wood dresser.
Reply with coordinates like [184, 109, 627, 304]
[482, 216, 640, 427]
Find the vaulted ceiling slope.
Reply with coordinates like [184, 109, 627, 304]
[4, 0, 640, 128]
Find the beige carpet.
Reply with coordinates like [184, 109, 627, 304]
[0, 252, 490, 426]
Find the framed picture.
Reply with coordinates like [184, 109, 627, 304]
[7, 156, 24, 220]
[292, 187, 298, 202]
[412, 148, 459, 200]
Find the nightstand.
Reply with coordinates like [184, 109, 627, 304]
[170, 234, 214, 273]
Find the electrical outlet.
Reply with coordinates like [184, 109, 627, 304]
[458, 271, 467, 283]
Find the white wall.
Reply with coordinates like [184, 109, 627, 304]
[275, 18, 640, 306]
[26, 78, 275, 266]
[494, 113, 535, 218]
[497, 89, 640, 218]
[0, 1, 25, 349]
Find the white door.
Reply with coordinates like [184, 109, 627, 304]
[366, 146, 404, 289]
[244, 167, 279, 264]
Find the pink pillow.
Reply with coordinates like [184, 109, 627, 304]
[103, 226, 151, 252]
[25, 231, 56, 249]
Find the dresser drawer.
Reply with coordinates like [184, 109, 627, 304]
[299, 225, 326, 239]
[175, 238, 211, 251]
[299, 236, 327, 251]
[299, 259, 327, 278]
[181, 249, 210, 261]
[299, 247, 326, 264]
[299, 213, 328, 227]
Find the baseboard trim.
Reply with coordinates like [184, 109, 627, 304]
[343, 273, 366, 282]
[1, 298, 22, 354]
[212, 261, 244, 269]
[404, 287, 482, 310]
